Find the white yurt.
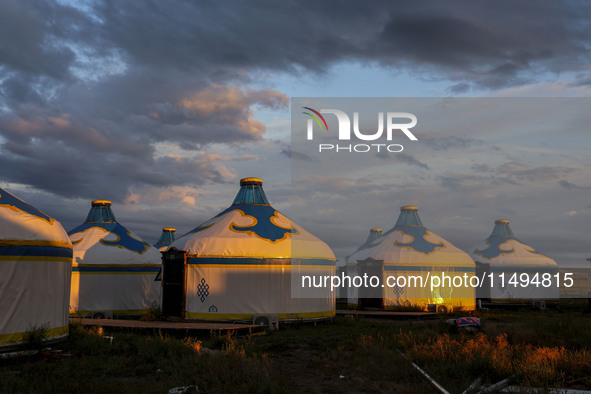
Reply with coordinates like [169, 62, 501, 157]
[154, 227, 176, 251]
[345, 228, 382, 306]
[0, 187, 72, 350]
[165, 177, 336, 321]
[348, 206, 476, 312]
[468, 219, 559, 300]
[69, 200, 162, 317]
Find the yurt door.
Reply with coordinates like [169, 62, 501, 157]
[358, 259, 384, 309]
[161, 248, 186, 318]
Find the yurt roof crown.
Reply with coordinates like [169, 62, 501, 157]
[490, 219, 514, 237]
[157, 227, 176, 244]
[85, 200, 116, 223]
[232, 177, 270, 205]
[365, 228, 382, 243]
[394, 205, 423, 227]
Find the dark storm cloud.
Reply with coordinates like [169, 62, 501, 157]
[280, 146, 314, 161]
[568, 73, 591, 87]
[0, 104, 237, 201]
[0, 139, 232, 202]
[559, 180, 577, 189]
[0, 0, 75, 80]
[4, 1, 591, 92]
[558, 180, 591, 190]
[375, 2, 591, 90]
[92, 0, 591, 89]
[1, 0, 591, 200]
[376, 151, 429, 169]
[471, 163, 491, 173]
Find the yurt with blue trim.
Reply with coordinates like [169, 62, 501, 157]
[166, 177, 336, 321]
[468, 219, 559, 300]
[154, 227, 176, 251]
[0, 187, 72, 350]
[345, 228, 382, 306]
[348, 206, 476, 312]
[69, 200, 162, 317]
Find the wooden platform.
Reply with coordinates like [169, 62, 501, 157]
[336, 309, 437, 319]
[70, 318, 265, 336]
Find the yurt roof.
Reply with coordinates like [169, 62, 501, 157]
[0, 187, 71, 248]
[170, 178, 335, 260]
[468, 219, 557, 267]
[68, 200, 160, 264]
[345, 228, 382, 264]
[154, 227, 176, 251]
[348, 206, 474, 267]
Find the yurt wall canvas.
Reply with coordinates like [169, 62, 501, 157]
[69, 201, 162, 316]
[0, 188, 72, 349]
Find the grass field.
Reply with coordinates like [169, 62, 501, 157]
[2, 306, 591, 393]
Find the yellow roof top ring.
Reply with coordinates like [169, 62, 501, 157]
[370, 228, 382, 232]
[400, 205, 418, 211]
[91, 200, 112, 206]
[495, 219, 510, 224]
[240, 177, 263, 185]
[163, 227, 176, 232]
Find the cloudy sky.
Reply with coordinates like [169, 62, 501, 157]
[1, 1, 590, 266]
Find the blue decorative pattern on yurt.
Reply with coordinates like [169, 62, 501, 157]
[218, 205, 295, 242]
[473, 220, 546, 260]
[196, 278, 210, 303]
[68, 222, 152, 254]
[181, 177, 293, 243]
[472, 237, 515, 259]
[0, 188, 52, 222]
[393, 226, 445, 254]
[0, 245, 73, 259]
[472, 236, 545, 260]
[378, 206, 445, 254]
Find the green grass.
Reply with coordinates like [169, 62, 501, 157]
[2, 309, 591, 393]
[0, 324, 287, 394]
